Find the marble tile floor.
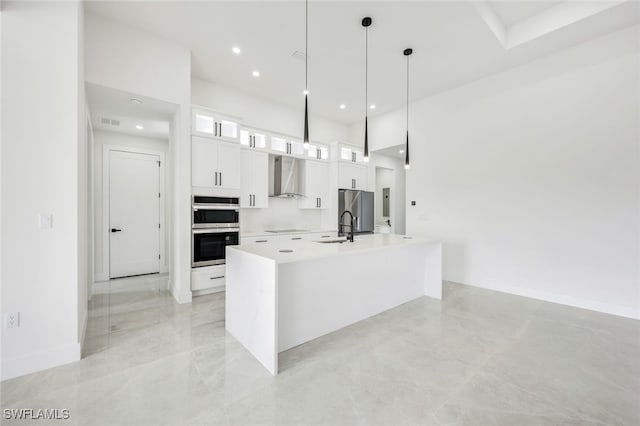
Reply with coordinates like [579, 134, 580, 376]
[1, 274, 639, 426]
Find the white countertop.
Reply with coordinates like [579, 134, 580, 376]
[241, 229, 337, 238]
[228, 233, 440, 264]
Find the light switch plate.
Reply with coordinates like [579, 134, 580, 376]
[38, 213, 53, 229]
[5, 312, 20, 328]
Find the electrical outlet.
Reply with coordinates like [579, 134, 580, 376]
[5, 312, 20, 328]
[38, 213, 53, 229]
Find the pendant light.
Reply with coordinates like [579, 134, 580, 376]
[362, 17, 372, 162]
[403, 48, 413, 170]
[303, 0, 310, 149]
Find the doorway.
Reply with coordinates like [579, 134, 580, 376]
[375, 166, 394, 233]
[108, 150, 161, 278]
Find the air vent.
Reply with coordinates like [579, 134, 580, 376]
[291, 50, 309, 61]
[100, 117, 120, 126]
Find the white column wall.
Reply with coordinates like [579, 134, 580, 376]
[1, 0, 84, 380]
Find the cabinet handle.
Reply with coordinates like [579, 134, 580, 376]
[218, 122, 222, 137]
[214, 172, 218, 186]
[219, 172, 222, 186]
[255, 239, 268, 243]
[319, 198, 321, 208]
[214, 121, 218, 137]
[352, 152, 356, 162]
[291, 237, 302, 240]
[251, 194, 255, 206]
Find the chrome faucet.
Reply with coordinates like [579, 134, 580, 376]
[339, 210, 355, 243]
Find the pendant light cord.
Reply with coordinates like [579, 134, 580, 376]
[365, 26, 368, 117]
[406, 55, 409, 130]
[305, 0, 308, 93]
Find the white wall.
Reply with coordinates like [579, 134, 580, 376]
[1, 1, 84, 380]
[361, 26, 640, 319]
[192, 78, 350, 232]
[93, 130, 170, 280]
[85, 13, 192, 303]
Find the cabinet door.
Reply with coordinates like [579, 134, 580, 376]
[254, 132, 267, 149]
[315, 162, 330, 209]
[192, 137, 218, 188]
[239, 129, 252, 147]
[217, 141, 241, 190]
[352, 163, 368, 190]
[338, 162, 367, 191]
[240, 150, 253, 207]
[219, 118, 239, 142]
[270, 135, 288, 154]
[289, 139, 306, 157]
[252, 151, 269, 208]
[192, 110, 216, 137]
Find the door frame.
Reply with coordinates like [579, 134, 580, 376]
[102, 144, 167, 279]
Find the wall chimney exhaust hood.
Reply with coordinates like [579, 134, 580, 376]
[269, 155, 305, 198]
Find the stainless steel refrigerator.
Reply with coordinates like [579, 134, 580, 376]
[338, 189, 374, 235]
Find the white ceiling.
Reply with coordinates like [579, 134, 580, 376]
[86, 83, 176, 139]
[489, 1, 562, 28]
[85, 1, 639, 124]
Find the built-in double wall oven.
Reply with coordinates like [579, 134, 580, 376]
[192, 196, 240, 267]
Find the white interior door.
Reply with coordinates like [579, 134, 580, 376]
[109, 150, 160, 278]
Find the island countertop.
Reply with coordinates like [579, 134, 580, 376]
[227, 233, 440, 264]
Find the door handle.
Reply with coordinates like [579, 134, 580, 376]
[111, 228, 122, 233]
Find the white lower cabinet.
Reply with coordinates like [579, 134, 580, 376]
[240, 150, 269, 208]
[299, 161, 330, 209]
[338, 162, 368, 191]
[191, 265, 225, 292]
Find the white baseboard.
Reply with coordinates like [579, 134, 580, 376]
[461, 280, 640, 320]
[1, 343, 81, 381]
[79, 309, 88, 353]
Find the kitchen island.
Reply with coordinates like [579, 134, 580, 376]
[225, 234, 442, 375]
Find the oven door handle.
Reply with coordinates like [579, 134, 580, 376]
[192, 205, 240, 211]
[192, 228, 240, 234]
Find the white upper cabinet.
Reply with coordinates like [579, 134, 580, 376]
[339, 145, 366, 163]
[240, 150, 269, 209]
[192, 136, 240, 193]
[307, 143, 329, 161]
[299, 161, 330, 209]
[240, 127, 267, 149]
[270, 135, 306, 157]
[338, 162, 368, 191]
[192, 108, 239, 143]
[288, 138, 306, 156]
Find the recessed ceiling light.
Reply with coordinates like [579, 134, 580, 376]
[399, 149, 404, 154]
[135, 125, 144, 130]
[369, 104, 376, 109]
[130, 98, 143, 105]
[232, 46, 241, 54]
[339, 104, 346, 109]
[252, 70, 260, 77]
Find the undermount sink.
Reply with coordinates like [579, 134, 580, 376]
[315, 239, 348, 244]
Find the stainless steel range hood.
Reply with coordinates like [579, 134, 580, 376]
[269, 155, 305, 198]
